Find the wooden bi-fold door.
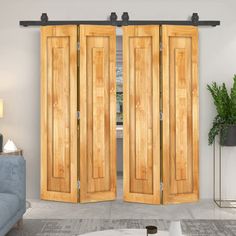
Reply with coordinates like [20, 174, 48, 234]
[162, 26, 199, 204]
[79, 25, 117, 203]
[123, 26, 161, 204]
[41, 25, 116, 204]
[40, 24, 198, 205]
[41, 25, 78, 203]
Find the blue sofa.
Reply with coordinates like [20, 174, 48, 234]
[0, 156, 26, 236]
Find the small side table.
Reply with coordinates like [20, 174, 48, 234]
[0, 149, 23, 156]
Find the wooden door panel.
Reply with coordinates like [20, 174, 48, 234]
[48, 37, 70, 193]
[79, 25, 116, 203]
[92, 47, 105, 179]
[123, 26, 160, 204]
[162, 26, 199, 204]
[41, 25, 78, 203]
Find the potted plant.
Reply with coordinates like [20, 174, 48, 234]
[207, 75, 236, 146]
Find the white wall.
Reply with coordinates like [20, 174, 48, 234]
[0, 0, 236, 199]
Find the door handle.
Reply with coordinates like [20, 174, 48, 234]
[77, 111, 80, 120]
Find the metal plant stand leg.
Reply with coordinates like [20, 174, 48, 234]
[213, 140, 215, 204]
[213, 140, 236, 208]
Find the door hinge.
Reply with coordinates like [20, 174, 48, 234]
[77, 180, 80, 189]
[77, 42, 80, 50]
[160, 112, 163, 121]
[160, 182, 163, 192]
[160, 42, 163, 51]
[77, 111, 80, 120]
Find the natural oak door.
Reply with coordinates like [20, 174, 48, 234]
[162, 26, 199, 204]
[41, 25, 78, 203]
[79, 25, 117, 203]
[123, 26, 161, 204]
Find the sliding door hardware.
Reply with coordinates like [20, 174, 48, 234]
[160, 112, 163, 121]
[19, 12, 220, 27]
[160, 42, 163, 51]
[160, 182, 163, 192]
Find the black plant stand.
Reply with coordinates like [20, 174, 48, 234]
[213, 140, 236, 208]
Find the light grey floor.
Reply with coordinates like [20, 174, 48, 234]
[25, 177, 236, 220]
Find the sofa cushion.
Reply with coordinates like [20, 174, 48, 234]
[0, 193, 20, 229]
[0, 156, 26, 205]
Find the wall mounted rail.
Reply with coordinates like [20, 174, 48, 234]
[19, 12, 220, 27]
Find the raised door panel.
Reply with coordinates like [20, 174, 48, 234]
[123, 26, 160, 204]
[162, 25, 199, 204]
[41, 25, 78, 203]
[79, 25, 116, 203]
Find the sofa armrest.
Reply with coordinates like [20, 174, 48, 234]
[0, 156, 26, 207]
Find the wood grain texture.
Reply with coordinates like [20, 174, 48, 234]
[123, 26, 160, 204]
[77, 27, 80, 201]
[41, 25, 78, 203]
[175, 48, 188, 181]
[92, 48, 105, 179]
[162, 25, 199, 204]
[135, 48, 148, 181]
[79, 25, 116, 203]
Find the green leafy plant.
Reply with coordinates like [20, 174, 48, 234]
[207, 75, 236, 145]
[116, 93, 123, 104]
